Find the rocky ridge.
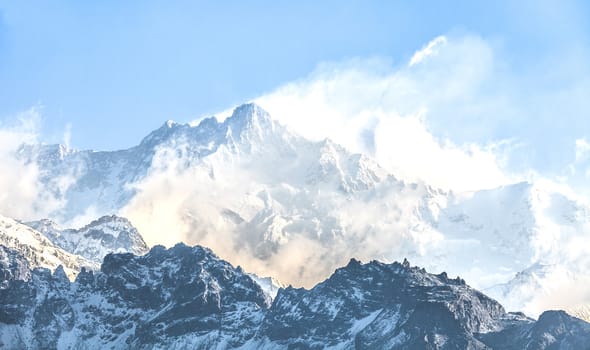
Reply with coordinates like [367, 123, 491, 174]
[1, 243, 589, 349]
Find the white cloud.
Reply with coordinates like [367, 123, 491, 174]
[575, 138, 590, 163]
[63, 122, 72, 149]
[3, 33, 588, 317]
[0, 109, 41, 220]
[0, 107, 76, 220]
[372, 111, 509, 191]
[255, 35, 513, 192]
[120, 136, 446, 287]
[565, 139, 590, 191]
[409, 35, 447, 66]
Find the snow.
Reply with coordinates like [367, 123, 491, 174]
[349, 308, 382, 335]
[0, 214, 96, 280]
[247, 273, 285, 301]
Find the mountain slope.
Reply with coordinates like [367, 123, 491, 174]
[1, 245, 589, 349]
[0, 214, 95, 281]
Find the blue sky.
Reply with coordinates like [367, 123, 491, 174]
[1, 1, 590, 192]
[1, 0, 587, 150]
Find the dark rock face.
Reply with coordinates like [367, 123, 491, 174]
[0, 245, 589, 349]
[261, 259, 505, 349]
[0, 243, 268, 349]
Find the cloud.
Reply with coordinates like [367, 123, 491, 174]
[63, 123, 72, 149]
[562, 139, 590, 196]
[574, 138, 590, 178]
[255, 35, 514, 192]
[372, 112, 510, 192]
[0, 109, 41, 219]
[120, 134, 447, 287]
[253, 32, 590, 194]
[0, 107, 76, 220]
[409, 35, 447, 67]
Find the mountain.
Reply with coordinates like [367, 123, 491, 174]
[1, 244, 588, 349]
[0, 214, 150, 287]
[28, 103, 439, 284]
[25, 215, 149, 265]
[0, 245, 31, 289]
[0, 214, 96, 281]
[21, 103, 590, 316]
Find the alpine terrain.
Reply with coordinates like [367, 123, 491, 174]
[17, 103, 590, 318]
[1, 239, 589, 349]
[2, 103, 590, 349]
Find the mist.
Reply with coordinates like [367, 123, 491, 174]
[0, 108, 75, 221]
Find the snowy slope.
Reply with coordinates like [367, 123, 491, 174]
[0, 214, 96, 281]
[247, 273, 286, 302]
[22, 103, 590, 317]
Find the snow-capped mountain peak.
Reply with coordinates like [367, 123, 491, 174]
[138, 119, 188, 149]
[25, 215, 149, 265]
[0, 214, 95, 280]
[247, 273, 287, 302]
[223, 102, 274, 132]
[139, 103, 279, 150]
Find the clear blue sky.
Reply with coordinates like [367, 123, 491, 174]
[0, 0, 589, 150]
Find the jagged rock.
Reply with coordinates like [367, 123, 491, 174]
[0, 244, 588, 349]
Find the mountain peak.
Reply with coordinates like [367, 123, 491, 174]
[138, 103, 276, 150]
[82, 214, 136, 232]
[223, 103, 274, 134]
[230, 103, 271, 120]
[25, 215, 149, 265]
[139, 119, 186, 148]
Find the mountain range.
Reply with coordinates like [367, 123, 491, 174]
[1, 233, 589, 349]
[17, 103, 590, 318]
[2, 103, 590, 348]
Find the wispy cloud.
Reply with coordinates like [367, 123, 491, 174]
[120, 136, 445, 287]
[254, 35, 515, 192]
[254, 33, 590, 193]
[409, 35, 447, 67]
[0, 108, 74, 220]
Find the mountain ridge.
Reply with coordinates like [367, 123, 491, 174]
[1, 242, 589, 349]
